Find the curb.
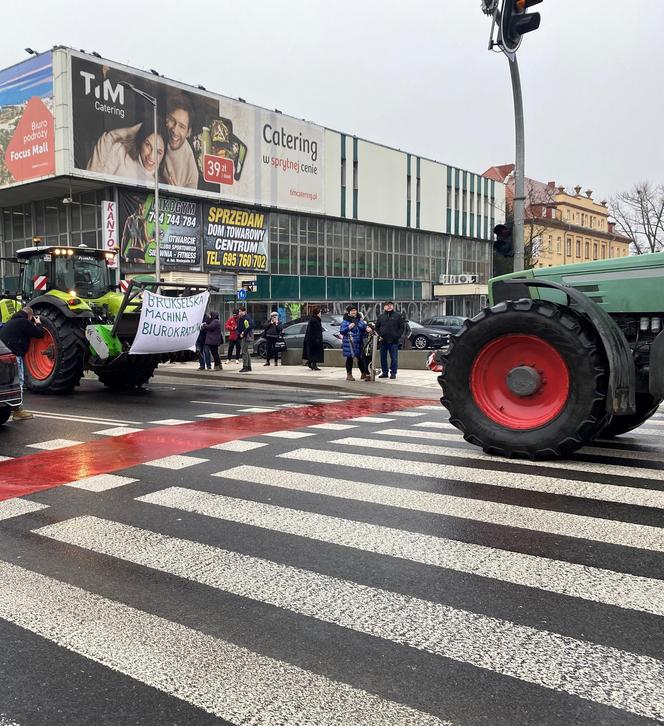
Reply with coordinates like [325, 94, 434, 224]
[153, 367, 441, 399]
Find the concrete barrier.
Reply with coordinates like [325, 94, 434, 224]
[248, 346, 437, 369]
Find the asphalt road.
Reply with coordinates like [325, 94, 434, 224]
[0, 374, 663, 726]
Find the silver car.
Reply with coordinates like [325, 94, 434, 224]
[253, 321, 343, 358]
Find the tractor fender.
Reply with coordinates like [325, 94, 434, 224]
[29, 294, 93, 319]
[499, 278, 635, 416]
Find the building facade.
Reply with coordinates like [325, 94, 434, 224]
[484, 165, 630, 269]
[0, 48, 504, 322]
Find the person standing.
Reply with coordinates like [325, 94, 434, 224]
[225, 309, 241, 363]
[302, 307, 324, 371]
[204, 311, 223, 371]
[237, 307, 254, 373]
[375, 300, 405, 379]
[0, 306, 45, 420]
[262, 312, 283, 366]
[196, 313, 210, 370]
[340, 304, 369, 381]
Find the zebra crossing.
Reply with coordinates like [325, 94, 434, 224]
[0, 404, 662, 724]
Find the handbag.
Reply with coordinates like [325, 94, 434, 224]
[274, 336, 287, 352]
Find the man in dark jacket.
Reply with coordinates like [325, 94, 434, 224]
[0, 306, 45, 420]
[237, 307, 254, 373]
[375, 300, 405, 379]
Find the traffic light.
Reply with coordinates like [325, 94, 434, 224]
[493, 224, 514, 257]
[500, 0, 542, 53]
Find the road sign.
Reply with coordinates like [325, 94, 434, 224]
[236, 289, 247, 300]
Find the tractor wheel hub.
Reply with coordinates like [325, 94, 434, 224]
[506, 365, 541, 397]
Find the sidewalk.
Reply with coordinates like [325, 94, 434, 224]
[155, 360, 443, 399]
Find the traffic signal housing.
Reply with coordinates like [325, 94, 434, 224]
[493, 223, 514, 257]
[500, 0, 542, 53]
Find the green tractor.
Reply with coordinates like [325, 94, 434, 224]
[0, 244, 194, 393]
[436, 252, 664, 459]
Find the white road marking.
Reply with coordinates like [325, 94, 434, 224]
[144, 481, 664, 617]
[148, 419, 191, 426]
[279, 448, 664, 551]
[92, 426, 143, 437]
[36, 516, 664, 722]
[30, 411, 142, 425]
[0, 456, 12, 462]
[210, 441, 267, 452]
[307, 423, 358, 431]
[142, 455, 208, 470]
[578, 445, 664, 463]
[413, 421, 457, 430]
[279, 403, 310, 408]
[195, 413, 237, 419]
[387, 411, 426, 417]
[347, 416, 395, 423]
[190, 400, 243, 407]
[239, 407, 278, 413]
[308, 398, 339, 403]
[0, 499, 48, 520]
[65, 474, 138, 492]
[26, 439, 81, 451]
[416, 405, 447, 411]
[262, 431, 315, 439]
[0, 560, 447, 726]
[340, 434, 664, 483]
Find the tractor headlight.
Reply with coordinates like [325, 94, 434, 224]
[67, 249, 74, 256]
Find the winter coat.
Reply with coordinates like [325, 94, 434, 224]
[375, 310, 406, 344]
[263, 322, 283, 341]
[0, 310, 45, 356]
[204, 313, 222, 346]
[196, 314, 209, 350]
[340, 314, 367, 358]
[303, 316, 324, 363]
[238, 315, 254, 340]
[225, 315, 239, 341]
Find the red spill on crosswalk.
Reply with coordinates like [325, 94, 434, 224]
[0, 397, 435, 502]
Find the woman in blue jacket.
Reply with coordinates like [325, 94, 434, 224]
[340, 304, 369, 381]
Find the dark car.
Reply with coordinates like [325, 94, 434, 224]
[0, 340, 21, 425]
[253, 321, 343, 358]
[420, 315, 468, 334]
[407, 321, 451, 351]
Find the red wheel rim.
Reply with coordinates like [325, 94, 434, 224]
[24, 328, 56, 380]
[470, 334, 569, 430]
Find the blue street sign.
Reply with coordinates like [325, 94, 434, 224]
[236, 289, 247, 300]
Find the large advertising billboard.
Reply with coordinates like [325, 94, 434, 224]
[0, 53, 55, 188]
[203, 204, 269, 274]
[71, 53, 324, 214]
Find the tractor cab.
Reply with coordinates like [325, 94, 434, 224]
[17, 245, 116, 302]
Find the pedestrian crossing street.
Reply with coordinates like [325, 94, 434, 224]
[0, 401, 663, 724]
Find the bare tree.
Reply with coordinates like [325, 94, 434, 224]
[610, 182, 664, 254]
[503, 178, 551, 269]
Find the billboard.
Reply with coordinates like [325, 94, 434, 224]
[0, 53, 55, 187]
[203, 204, 269, 274]
[70, 53, 324, 214]
[119, 190, 202, 268]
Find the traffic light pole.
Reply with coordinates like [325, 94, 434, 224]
[509, 55, 525, 272]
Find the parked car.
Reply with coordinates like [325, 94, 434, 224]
[407, 321, 451, 351]
[253, 321, 343, 358]
[286, 314, 343, 327]
[0, 340, 21, 425]
[420, 315, 469, 334]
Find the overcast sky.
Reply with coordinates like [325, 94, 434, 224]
[3, 0, 662, 200]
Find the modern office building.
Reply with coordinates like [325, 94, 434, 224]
[0, 47, 504, 321]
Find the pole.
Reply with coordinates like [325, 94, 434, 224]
[153, 99, 160, 284]
[509, 55, 525, 272]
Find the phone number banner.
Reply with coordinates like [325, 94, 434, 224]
[203, 204, 269, 273]
[119, 190, 202, 268]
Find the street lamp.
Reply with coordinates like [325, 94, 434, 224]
[119, 81, 161, 283]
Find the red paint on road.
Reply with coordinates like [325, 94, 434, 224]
[0, 397, 434, 502]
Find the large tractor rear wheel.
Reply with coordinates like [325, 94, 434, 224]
[96, 354, 160, 389]
[441, 299, 610, 459]
[598, 393, 661, 438]
[24, 307, 87, 393]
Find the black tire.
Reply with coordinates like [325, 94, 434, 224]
[255, 342, 267, 359]
[96, 354, 160, 389]
[598, 393, 661, 438]
[441, 299, 610, 459]
[412, 335, 429, 350]
[0, 406, 11, 425]
[25, 307, 87, 394]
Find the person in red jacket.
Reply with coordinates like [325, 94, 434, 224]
[225, 309, 241, 363]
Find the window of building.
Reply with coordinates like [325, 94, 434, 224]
[601, 244, 606, 259]
[566, 238, 572, 257]
[585, 240, 589, 258]
[575, 239, 581, 257]
[593, 242, 598, 260]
